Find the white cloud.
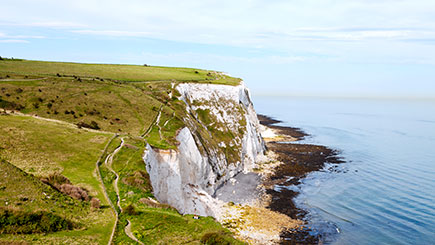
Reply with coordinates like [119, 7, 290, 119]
[2, 0, 435, 44]
[2, 0, 435, 64]
[27, 21, 87, 28]
[0, 39, 29, 43]
[71, 30, 154, 37]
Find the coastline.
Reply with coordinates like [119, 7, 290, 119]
[258, 114, 344, 244]
[214, 114, 344, 244]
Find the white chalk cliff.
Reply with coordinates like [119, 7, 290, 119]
[143, 82, 265, 217]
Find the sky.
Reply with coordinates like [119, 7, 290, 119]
[1, 0, 435, 98]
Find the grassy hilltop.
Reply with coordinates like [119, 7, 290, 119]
[0, 58, 243, 244]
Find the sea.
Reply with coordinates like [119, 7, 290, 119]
[253, 96, 435, 245]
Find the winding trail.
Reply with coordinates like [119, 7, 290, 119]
[104, 138, 143, 244]
[94, 135, 118, 245]
[142, 105, 163, 137]
[4, 109, 113, 134]
[125, 220, 144, 245]
[105, 138, 125, 213]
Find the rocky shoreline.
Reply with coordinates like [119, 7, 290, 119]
[212, 114, 344, 244]
[258, 114, 344, 244]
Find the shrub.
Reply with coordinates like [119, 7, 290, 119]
[59, 184, 89, 201]
[90, 198, 101, 209]
[41, 174, 89, 201]
[76, 121, 100, 130]
[40, 173, 71, 186]
[0, 208, 75, 234]
[0, 96, 24, 110]
[90, 121, 100, 129]
[124, 204, 137, 215]
[85, 108, 100, 115]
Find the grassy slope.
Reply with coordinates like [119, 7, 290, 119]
[0, 72, 162, 135]
[0, 141, 114, 244]
[110, 137, 242, 244]
[0, 59, 243, 244]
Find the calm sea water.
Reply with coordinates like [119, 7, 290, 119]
[253, 96, 435, 245]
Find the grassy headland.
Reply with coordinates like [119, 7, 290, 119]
[0, 58, 243, 244]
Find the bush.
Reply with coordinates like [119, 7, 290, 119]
[0, 208, 75, 234]
[124, 204, 137, 215]
[41, 174, 89, 201]
[59, 184, 89, 201]
[76, 121, 100, 130]
[90, 198, 101, 209]
[85, 108, 100, 115]
[40, 173, 71, 186]
[0, 96, 24, 110]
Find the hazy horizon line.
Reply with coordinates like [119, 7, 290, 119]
[251, 92, 435, 102]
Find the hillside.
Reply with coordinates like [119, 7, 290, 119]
[0, 59, 244, 244]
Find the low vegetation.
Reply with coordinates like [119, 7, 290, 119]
[0, 208, 76, 234]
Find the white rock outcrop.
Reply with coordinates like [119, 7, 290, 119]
[143, 81, 265, 217]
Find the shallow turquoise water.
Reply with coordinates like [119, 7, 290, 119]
[253, 96, 435, 244]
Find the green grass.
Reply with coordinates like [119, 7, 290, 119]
[128, 209, 243, 244]
[0, 115, 115, 244]
[0, 73, 162, 135]
[0, 159, 114, 244]
[0, 59, 241, 85]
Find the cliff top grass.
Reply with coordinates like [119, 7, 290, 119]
[0, 58, 241, 144]
[0, 59, 241, 85]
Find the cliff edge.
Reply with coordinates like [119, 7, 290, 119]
[143, 82, 265, 216]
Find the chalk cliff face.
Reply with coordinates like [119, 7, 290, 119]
[143, 82, 265, 216]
